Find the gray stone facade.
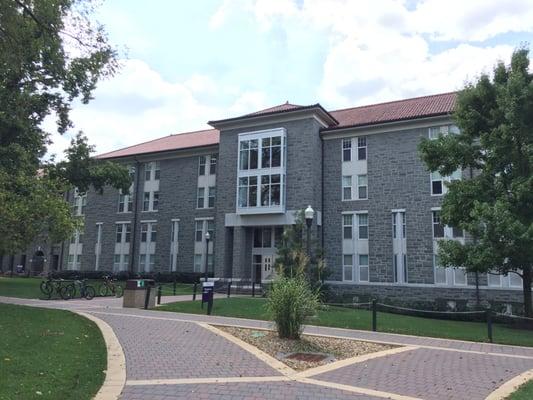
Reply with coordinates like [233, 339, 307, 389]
[4, 99, 528, 306]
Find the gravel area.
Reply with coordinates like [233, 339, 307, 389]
[217, 326, 396, 371]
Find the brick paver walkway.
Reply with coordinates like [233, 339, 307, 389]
[1, 295, 532, 399]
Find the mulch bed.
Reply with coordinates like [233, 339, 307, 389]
[216, 325, 395, 371]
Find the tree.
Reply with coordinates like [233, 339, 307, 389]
[419, 47, 533, 316]
[274, 210, 329, 286]
[0, 0, 130, 260]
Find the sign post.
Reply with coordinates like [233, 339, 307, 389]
[202, 281, 214, 315]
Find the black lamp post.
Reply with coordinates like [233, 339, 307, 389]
[204, 231, 210, 282]
[304, 205, 314, 261]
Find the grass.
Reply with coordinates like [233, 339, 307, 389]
[0, 303, 106, 400]
[509, 380, 533, 399]
[0, 277, 43, 298]
[158, 297, 533, 347]
[0, 277, 193, 299]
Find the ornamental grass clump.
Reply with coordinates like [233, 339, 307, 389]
[266, 275, 320, 339]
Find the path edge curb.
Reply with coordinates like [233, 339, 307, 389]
[76, 311, 126, 400]
[485, 368, 533, 400]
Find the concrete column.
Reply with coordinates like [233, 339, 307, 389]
[232, 226, 252, 280]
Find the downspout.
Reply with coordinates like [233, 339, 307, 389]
[129, 159, 142, 274]
[321, 136, 325, 249]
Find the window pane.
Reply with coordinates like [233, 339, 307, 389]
[509, 272, 522, 287]
[452, 226, 463, 238]
[358, 214, 368, 225]
[435, 267, 447, 284]
[250, 140, 258, 169]
[238, 186, 248, 207]
[343, 187, 352, 200]
[343, 226, 352, 239]
[359, 254, 369, 266]
[358, 175, 367, 186]
[454, 268, 466, 285]
[240, 149, 248, 170]
[342, 175, 351, 186]
[360, 266, 369, 282]
[358, 147, 366, 160]
[249, 178, 257, 207]
[358, 185, 367, 199]
[210, 155, 217, 174]
[359, 226, 368, 239]
[343, 214, 353, 226]
[253, 229, 262, 248]
[488, 273, 501, 287]
[271, 146, 281, 167]
[261, 146, 270, 168]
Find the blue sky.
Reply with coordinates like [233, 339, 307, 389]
[48, 0, 533, 157]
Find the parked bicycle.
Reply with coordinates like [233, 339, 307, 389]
[60, 278, 95, 300]
[40, 275, 68, 299]
[99, 275, 124, 297]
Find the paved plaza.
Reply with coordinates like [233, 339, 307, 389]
[1, 295, 533, 399]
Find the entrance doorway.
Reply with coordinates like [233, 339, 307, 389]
[251, 227, 282, 282]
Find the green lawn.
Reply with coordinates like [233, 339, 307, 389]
[0, 277, 43, 298]
[509, 380, 533, 399]
[0, 303, 106, 400]
[158, 297, 533, 347]
[0, 277, 193, 299]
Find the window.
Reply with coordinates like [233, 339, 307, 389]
[237, 130, 286, 213]
[238, 176, 258, 208]
[434, 255, 447, 284]
[116, 224, 123, 243]
[143, 192, 150, 211]
[153, 192, 159, 211]
[431, 171, 443, 195]
[343, 214, 353, 239]
[195, 221, 203, 242]
[509, 272, 523, 288]
[452, 226, 463, 238]
[429, 124, 460, 140]
[432, 211, 444, 238]
[198, 156, 206, 176]
[402, 213, 406, 238]
[209, 155, 217, 175]
[261, 136, 281, 168]
[342, 139, 351, 162]
[358, 214, 368, 239]
[80, 196, 87, 215]
[144, 162, 160, 181]
[342, 176, 352, 200]
[113, 254, 121, 270]
[95, 223, 103, 270]
[72, 190, 87, 216]
[454, 268, 467, 285]
[359, 254, 369, 282]
[150, 223, 157, 243]
[253, 228, 272, 248]
[260, 174, 281, 206]
[124, 224, 131, 243]
[194, 254, 202, 272]
[357, 175, 367, 199]
[197, 187, 205, 208]
[141, 223, 148, 242]
[488, 272, 502, 287]
[118, 194, 126, 212]
[357, 137, 367, 160]
[343, 254, 353, 281]
[208, 186, 216, 208]
[239, 139, 258, 170]
[207, 220, 214, 239]
[431, 169, 461, 195]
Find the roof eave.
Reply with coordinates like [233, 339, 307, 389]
[320, 112, 454, 134]
[95, 142, 220, 161]
[209, 104, 338, 129]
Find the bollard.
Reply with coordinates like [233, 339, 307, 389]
[252, 282, 255, 297]
[157, 285, 162, 305]
[193, 282, 197, 301]
[144, 285, 152, 310]
[207, 298, 213, 315]
[372, 299, 377, 332]
[227, 281, 231, 298]
[486, 308, 493, 343]
[173, 280, 176, 296]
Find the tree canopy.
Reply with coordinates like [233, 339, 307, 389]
[0, 0, 130, 257]
[419, 47, 533, 316]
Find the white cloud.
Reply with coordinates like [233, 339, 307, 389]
[213, 0, 529, 107]
[45, 59, 267, 159]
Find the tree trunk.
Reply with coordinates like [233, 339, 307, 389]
[523, 266, 532, 317]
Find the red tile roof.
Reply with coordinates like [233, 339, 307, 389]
[329, 92, 456, 130]
[97, 128, 219, 159]
[246, 102, 303, 116]
[97, 92, 456, 159]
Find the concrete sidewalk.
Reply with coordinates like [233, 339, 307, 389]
[1, 295, 532, 399]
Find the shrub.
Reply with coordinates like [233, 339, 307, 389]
[266, 275, 320, 339]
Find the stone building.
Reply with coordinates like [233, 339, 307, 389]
[2, 92, 525, 304]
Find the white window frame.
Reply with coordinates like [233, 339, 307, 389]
[342, 138, 352, 162]
[236, 128, 286, 214]
[357, 137, 367, 161]
[170, 219, 179, 272]
[342, 175, 352, 201]
[197, 187, 205, 209]
[343, 254, 354, 281]
[208, 187, 216, 208]
[145, 161, 160, 181]
[357, 174, 368, 200]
